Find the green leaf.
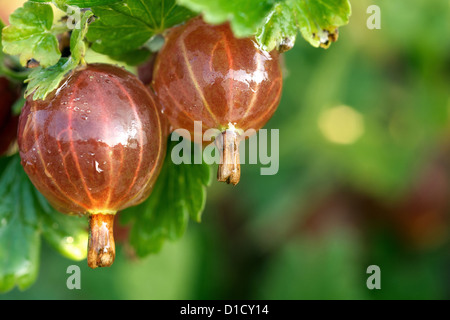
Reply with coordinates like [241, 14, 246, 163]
[38, 192, 88, 262]
[25, 57, 78, 100]
[122, 134, 212, 257]
[25, 10, 93, 100]
[0, 157, 9, 176]
[106, 47, 153, 66]
[0, 20, 31, 82]
[0, 156, 41, 292]
[255, 2, 298, 52]
[256, 0, 352, 51]
[67, 0, 123, 5]
[70, 10, 95, 62]
[0, 155, 88, 292]
[0, 19, 5, 61]
[177, 0, 279, 38]
[86, 0, 195, 65]
[12, 95, 26, 116]
[1, 2, 61, 68]
[29, 0, 124, 7]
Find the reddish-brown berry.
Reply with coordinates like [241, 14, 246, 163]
[152, 17, 282, 185]
[18, 63, 167, 268]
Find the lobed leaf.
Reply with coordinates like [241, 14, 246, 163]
[0, 19, 31, 82]
[25, 10, 94, 100]
[178, 0, 351, 51]
[256, 0, 352, 52]
[0, 157, 40, 292]
[25, 57, 78, 101]
[177, 0, 279, 38]
[1, 2, 61, 68]
[86, 0, 195, 65]
[0, 155, 88, 293]
[28, 0, 124, 8]
[255, 2, 298, 52]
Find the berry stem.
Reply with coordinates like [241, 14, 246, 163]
[88, 213, 115, 269]
[216, 129, 241, 185]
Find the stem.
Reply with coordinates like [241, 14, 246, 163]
[51, 24, 70, 36]
[88, 213, 116, 269]
[215, 129, 241, 185]
[0, 64, 30, 82]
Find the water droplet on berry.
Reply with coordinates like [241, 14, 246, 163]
[95, 161, 104, 173]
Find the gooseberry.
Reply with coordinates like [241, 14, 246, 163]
[18, 63, 167, 268]
[152, 17, 283, 185]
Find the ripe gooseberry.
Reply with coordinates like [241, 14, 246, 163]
[18, 63, 167, 268]
[152, 17, 283, 185]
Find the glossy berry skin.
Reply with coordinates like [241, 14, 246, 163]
[152, 17, 282, 184]
[18, 64, 167, 267]
[152, 16, 283, 136]
[19, 63, 166, 215]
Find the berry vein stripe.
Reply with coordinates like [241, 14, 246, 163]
[108, 143, 125, 207]
[68, 75, 97, 208]
[241, 52, 263, 120]
[119, 89, 164, 209]
[56, 128, 89, 205]
[161, 57, 208, 129]
[93, 77, 116, 209]
[209, 40, 221, 72]
[180, 39, 220, 127]
[31, 106, 89, 211]
[245, 77, 282, 130]
[160, 76, 208, 129]
[108, 76, 145, 209]
[221, 32, 235, 120]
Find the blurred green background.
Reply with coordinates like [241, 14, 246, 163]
[2, 0, 450, 300]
